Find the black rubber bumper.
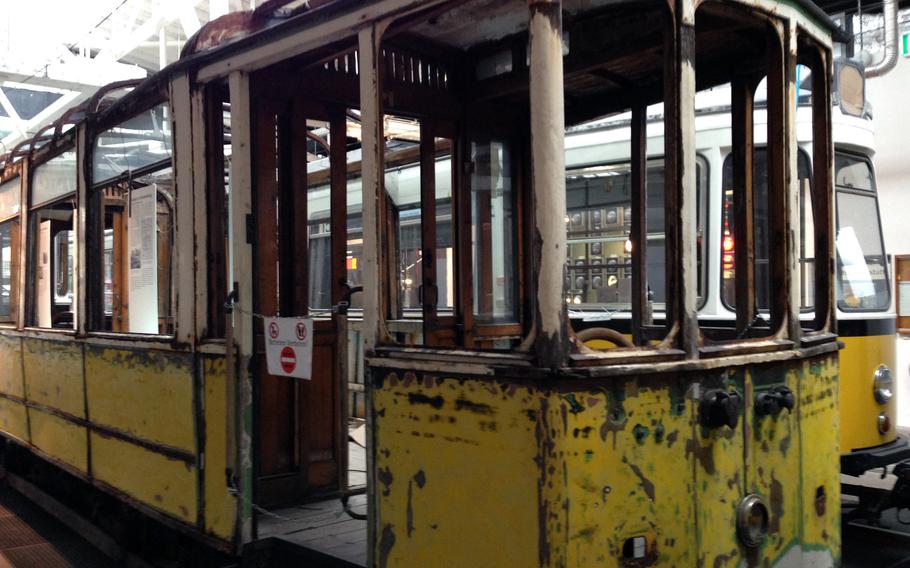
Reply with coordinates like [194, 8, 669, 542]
[842, 435, 910, 477]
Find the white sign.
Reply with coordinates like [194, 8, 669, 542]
[37, 220, 51, 327]
[128, 184, 159, 334]
[264, 317, 313, 380]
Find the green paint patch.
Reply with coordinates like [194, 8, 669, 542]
[633, 424, 650, 444]
[561, 393, 585, 414]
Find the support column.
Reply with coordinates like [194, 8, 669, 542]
[227, 70, 254, 545]
[358, 24, 387, 353]
[731, 79, 755, 334]
[170, 72, 196, 346]
[528, 0, 568, 369]
[784, 23, 802, 341]
[75, 125, 88, 336]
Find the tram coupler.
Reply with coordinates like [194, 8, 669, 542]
[889, 460, 910, 511]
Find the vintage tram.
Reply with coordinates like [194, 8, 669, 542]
[0, 0, 845, 566]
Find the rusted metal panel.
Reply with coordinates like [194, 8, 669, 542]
[84, 345, 196, 453]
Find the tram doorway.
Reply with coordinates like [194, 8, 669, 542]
[250, 93, 349, 507]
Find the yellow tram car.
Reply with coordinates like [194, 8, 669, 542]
[0, 0, 848, 566]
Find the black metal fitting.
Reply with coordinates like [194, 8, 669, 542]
[755, 386, 795, 417]
[699, 389, 742, 429]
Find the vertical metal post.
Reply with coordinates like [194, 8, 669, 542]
[170, 72, 197, 347]
[528, 0, 568, 369]
[75, 125, 88, 336]
[630, 104, 647, 346]
[784, 24, 801, 342]
[766, 23, 791, 337]
[810, 46, 835, 333]
[732, 79, 756, 334]
[227, 70, 254, 546]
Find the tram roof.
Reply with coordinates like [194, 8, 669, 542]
[0, 0, 847, 170]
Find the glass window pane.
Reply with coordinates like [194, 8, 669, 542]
[835, 154, 873, 191]
[836, 191, 889, 310]
[0, 177, 21, 220]
[31, 201, 75, 329]
[471, 140, 517, 323]
[0, 219, 19, 322]
[93, 104, 173, 185]
[32, 151, 76, 206]
[99, 169, 175, 334]
[435, 138, 454, 311]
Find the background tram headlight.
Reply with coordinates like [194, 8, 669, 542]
[873, 365, 894, 404]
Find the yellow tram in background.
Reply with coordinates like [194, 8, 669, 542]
[0, 0, 848, 566]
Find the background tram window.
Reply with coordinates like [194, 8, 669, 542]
[434, 137, 455, 313]
[835, 154, 889, 311]
[565, 158, 707, 312]
[30, 151, 77, 329]
[722, 150, 812, 311]
[98, 171, 174, 335]
[471, 139, 517, 324]
[0, 176, 21, 324]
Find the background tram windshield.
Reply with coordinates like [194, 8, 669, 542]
[835, 154, 890, 311]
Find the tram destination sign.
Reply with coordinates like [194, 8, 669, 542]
[263, 317, 314, 380]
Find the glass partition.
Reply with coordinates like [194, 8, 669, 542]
[32, 151, 76, 206]
[0, 177, 21, 220]
[93, 104, 172, 185]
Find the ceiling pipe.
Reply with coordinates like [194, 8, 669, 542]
[864, 0, 899, 78]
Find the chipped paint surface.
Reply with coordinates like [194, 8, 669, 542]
[203, 355, 238, 539]
[91, 431, 198, 524]
[23, 338, 85, 418]
[85, 345, 195, 451]
[29, 408, 89, 473]
[371, 352, 839, 567]
[0, 397, 28, 441]
[0, 334, 24, 398]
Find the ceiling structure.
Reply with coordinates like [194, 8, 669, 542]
[0, 0, 249, 152]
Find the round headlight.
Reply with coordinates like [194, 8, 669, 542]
[736, 494, 769, 548]
[878, 412, 892, 434]
[873, 365, 894, 405]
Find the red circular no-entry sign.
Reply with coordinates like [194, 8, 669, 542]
[280, 346, 296, 374]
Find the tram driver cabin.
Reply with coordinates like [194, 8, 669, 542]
[0, 0, 844, 567]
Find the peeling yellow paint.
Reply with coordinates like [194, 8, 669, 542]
[91, 432, 198, 524]
[29, 408, 88, 473]
[0, 334, 23, 398]
[203, 356, 237, 539]
[23, 339, 85, 418]
[85, 346, 195, 452]
[372, 352, 840, 567]
[0, 397, 28, 441]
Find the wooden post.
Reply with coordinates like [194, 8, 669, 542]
[528, 0, 568, 369]
[630, 104, 647, 346]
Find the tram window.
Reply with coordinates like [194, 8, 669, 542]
[29, 201, 76, 329]
[97, 169, 175, 335]
[565, 158, 707, 311]
[0, 219, 18, 324]
[30, 151, 78, 329]
[434, 138, 454, 313]
[384, 115, 423, 317]
[306, 119, 334, 314]
[471, 140, 517, 324]
[835, 155, 889, 311]
[93, 104, 172, 185]
[722, 150, 812, 311]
